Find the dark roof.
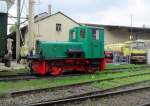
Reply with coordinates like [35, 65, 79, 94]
[34, 12, 48, 18]
[82, 23, 150, 33]
[7, 25, 27, 40]
[35, 11, 81, 26]
[34, 12, 49, 22]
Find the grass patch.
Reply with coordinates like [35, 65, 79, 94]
[94, 74, 150, 89]
[0, 68, 150, 94]
[106, 64, 150, 70]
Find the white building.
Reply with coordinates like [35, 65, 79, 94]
[24, 11, 80, 48]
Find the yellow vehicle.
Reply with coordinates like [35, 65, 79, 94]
[105, 40, 147, 63]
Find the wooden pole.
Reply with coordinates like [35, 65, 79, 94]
[28, 0, 34, 52]
[16, 0, 21, 61]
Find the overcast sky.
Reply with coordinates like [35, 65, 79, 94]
[8, 0, 150, 27]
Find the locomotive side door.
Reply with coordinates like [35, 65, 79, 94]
[91, 28, 104, 58]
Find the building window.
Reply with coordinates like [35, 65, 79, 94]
[56, 23, 61, 31]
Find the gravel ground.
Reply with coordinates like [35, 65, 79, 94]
[63, 89, 150, 106]
[0, 81, 150, 106]
[0, 61, 26, 71]
[0, 84, 100, 106]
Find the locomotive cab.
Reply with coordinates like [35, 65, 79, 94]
[69, 26, 104, 58]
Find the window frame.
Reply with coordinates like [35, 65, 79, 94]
[80, 29, 85, 39]
[92, 29, 99, 40]
[56, 23, 62, 32]
[71, 30, 76, 40]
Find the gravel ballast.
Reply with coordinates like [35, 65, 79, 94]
[0, 84, 99, 106]
[63, 89, 150, 106]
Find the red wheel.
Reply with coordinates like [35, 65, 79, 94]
[50, 67, 62, 76]
[87, 66, 95, 74]
[99, 58, 105, 71]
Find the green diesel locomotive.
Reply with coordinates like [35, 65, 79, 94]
[29, 26, 105, 76]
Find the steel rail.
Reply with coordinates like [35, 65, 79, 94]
[0, 73, 91, 81]
[26, 86, 150, 106]
[0, 65, 150, 81]
[139, 102, 150, 106]
[104, 65, 150, 72]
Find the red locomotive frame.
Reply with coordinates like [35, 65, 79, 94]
[31, 58, 105, 76]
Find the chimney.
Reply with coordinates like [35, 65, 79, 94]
[48, 4, 51, 15]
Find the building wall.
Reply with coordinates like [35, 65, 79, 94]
[104, 28, 130, 44]
[24, 13, 79, 48]
[136, 33, 150, 40]
[104, 27, 150, 44]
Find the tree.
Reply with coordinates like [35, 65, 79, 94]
[9, 24, 16, 33]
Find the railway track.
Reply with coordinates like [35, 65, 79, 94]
[0, 74, 87, 82]
[104, 65, 150, 72]
[0, 74, 42, 81]
[0, 72, 90, 81]
[26, 84, 150, 106]
[5, 71, 150, 97]
[0, 65, 150, 105]
[140, 102, 150, 106]
[1, 72, 150, 106]
[0, 65, 150, 81]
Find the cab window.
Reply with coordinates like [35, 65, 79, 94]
[130, 42, 145, 49]
[71, 31, 76, 40]
[80, 29, 85, 39]
[92, 29, 99, 40]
